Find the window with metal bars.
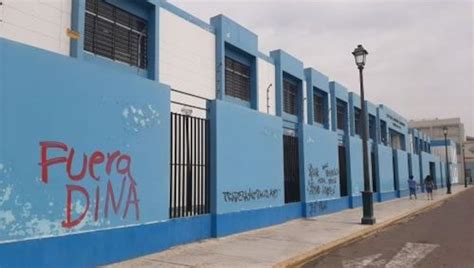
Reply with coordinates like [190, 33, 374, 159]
[380, 120, 388, 145]
[354, 107, 362, 136]
[84, 0, 148, 69]
[414, 137, 419, 154]
[283, 78, 298, 115]
[336, 99, 346, 131]
[390, 129, 404, 150]
[225, 57, 251, 102]
[369, 114, 376, 140]
[313, 90, 325, 125]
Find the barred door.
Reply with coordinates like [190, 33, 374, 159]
[283, 135, 301, 203]
[170, 113, 210, 218]
[339, 146, 349, 196]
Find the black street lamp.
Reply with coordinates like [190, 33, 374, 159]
[443, 126, 452, 194]
[353, 44, 375, 225]
[462, 144, 468, 188]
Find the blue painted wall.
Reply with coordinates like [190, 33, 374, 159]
[410, 153, 421, 181]
[300, 124, 340, 203]
[348, 137, 364, 196]
[395, 150, 409, 191]
[0, 38, 170, 243]
[377, 145, 395, 193]
[210, 100, 284, 214]
[0, 214, 212, 267]
[210, 15, 258, 56]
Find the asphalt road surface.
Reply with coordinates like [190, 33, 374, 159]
[303, 187, 474, 268]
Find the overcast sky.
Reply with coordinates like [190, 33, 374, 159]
[171, 0, 474, 136]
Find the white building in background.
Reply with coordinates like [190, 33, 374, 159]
[463, 137, 474, 182]
[431, 139, 459, 184]
[409, 117, 466, 183]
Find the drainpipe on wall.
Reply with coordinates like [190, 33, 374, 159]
[266, 83, 272, 114]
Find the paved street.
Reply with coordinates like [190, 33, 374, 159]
[106, 186, 468, 268]
[303, 187, 474, 268]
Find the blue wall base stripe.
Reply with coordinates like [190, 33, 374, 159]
[350, 195, 363, 208]
[304, 197, 350, 218]
[397, 189, 409, 198]
[213, 202, 303, 237]
[378, 191, 398, 202]
[0, 215, 212, 268]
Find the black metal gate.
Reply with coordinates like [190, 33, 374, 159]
[339, 146, 348, 196]
[429, 162, 437, 189]
[170, 113, 210, 218]
[283, 135, 301, 203]
[370, 151, 377, 192]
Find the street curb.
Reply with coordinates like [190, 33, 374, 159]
[275, 187, 469, 268]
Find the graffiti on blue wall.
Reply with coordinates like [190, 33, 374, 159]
[308, 200, 328, 216]
[0, 38, 171, 242]
[222, 188, 280, 203]
[39, 141, 140, 228]
[306, 163, 339, 198]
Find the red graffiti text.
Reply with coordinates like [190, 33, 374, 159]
[39, 141, 140, 228]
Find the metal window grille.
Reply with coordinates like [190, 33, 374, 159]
[380, 120, 388, 145]
[225, 57, 251, 102]
[371, 152, 377, 192]
[283, 79, 298, 115]
[170, 113, 210, 218]
[354, 107, 362, 135]
[313, 92, 325, 124]
[336, 100, 346, 130]
[283, 135, 301, 203]
[369, 115, 376, 140]
[414, 137, 419, 154]
[390, 129, 402, 150]
[84, 0, 148, 69]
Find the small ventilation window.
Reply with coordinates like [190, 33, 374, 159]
[283, 78, 298, 115]
[354, 107, 362, 136]
[380, 120, 388, 145]
[313, 90, 325, 124]
[369, 114, 376, 140]
[84, 0, 148, 69]
[225, 57, 251, 102]
[336, 99, 347, 131]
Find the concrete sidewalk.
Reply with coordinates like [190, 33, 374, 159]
[107, 186, 468, 268]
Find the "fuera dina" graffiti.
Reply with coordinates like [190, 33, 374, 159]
[39, 141, 140, 228]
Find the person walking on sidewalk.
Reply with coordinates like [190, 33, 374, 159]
[424, 175, 434, 200]
[408, 175, 417, 199]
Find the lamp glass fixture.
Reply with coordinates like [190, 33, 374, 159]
[352, 44, 368, 67]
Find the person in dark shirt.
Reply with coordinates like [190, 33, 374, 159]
[424, 175, 434, 200]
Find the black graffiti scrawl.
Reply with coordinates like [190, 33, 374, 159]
[307, 163, 339, 198]
[308, 200, 328, 216]
[222, 188, 280, 203]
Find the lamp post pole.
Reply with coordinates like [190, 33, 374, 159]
[353, 44, 375, 225]
[443, 127, 451, 194]
[462, 144, 467, 188]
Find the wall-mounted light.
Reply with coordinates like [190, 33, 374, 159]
[181, 107, 193, 116]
